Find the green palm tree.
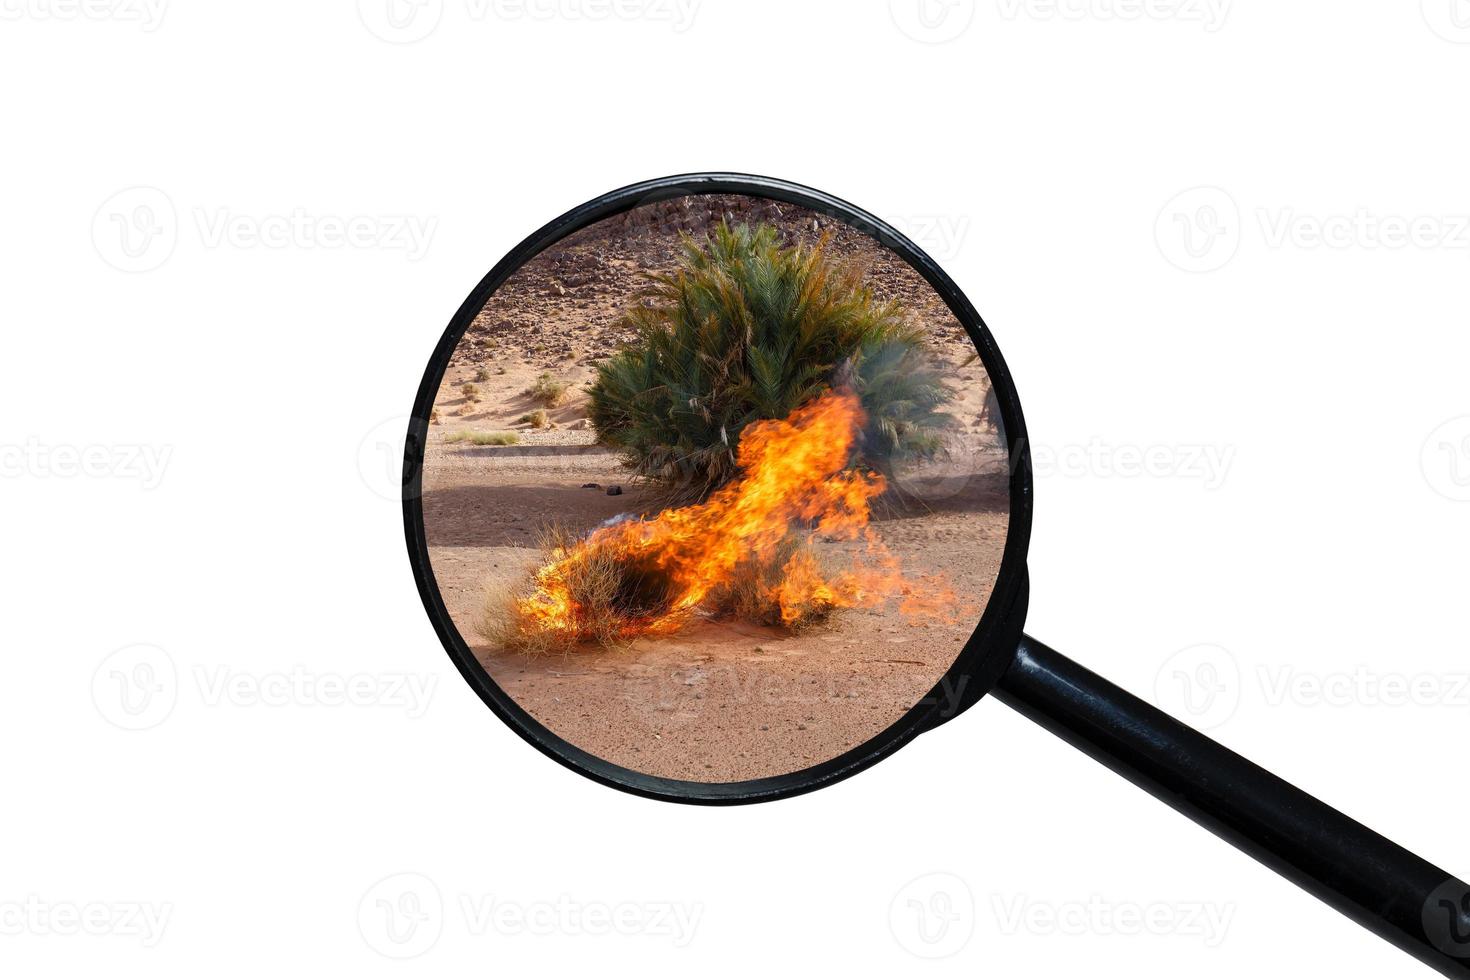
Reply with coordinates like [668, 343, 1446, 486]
[589, 221, 953, 501]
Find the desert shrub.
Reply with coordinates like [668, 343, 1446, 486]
[474, 367, 491, 382]
[460, 382, 480, 402]
[705, 533, 834, 631]
[517, 409, 551, 429]
[480, 526, 645, 654]
[444, 430, 519, 446]
[588, 221, 952, 500]
[484, 524, 844, 653]
[529, 372, 570, 407]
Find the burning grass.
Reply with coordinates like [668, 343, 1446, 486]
[704, 534, 838, 630]
[480, 525, 636, 655]
[484, 391, 962, 654]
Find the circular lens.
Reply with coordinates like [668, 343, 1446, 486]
[409, 180, 1019, 794]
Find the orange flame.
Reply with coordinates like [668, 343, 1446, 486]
[508, 390, 960, 646]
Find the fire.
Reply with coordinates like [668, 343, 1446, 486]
[502, 390, 960, 648]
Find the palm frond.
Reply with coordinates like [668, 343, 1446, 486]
[587, 220, 955, 501]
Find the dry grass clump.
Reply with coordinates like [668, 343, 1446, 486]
[461, 382, 481, 402]
[517, 409, 551, 429]
[528, 372, 570, 407]
[473, 367, 491, 382]
[482, 527, 836, 655]
[444, 430, 519, 446]
[479, 526, 650, 654]
[706, 533, 836, 631]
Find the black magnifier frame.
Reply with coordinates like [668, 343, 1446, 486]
[402, 173, 1035, 805]
[405, 174, 1470, 977]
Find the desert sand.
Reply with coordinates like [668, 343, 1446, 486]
[420, 194, 1009, 783]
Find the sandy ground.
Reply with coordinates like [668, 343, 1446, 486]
[421, 194, 1010, 783]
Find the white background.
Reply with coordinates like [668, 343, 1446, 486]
[3, 1, 1468, 976]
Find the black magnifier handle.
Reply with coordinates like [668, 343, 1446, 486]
[992, 635, 1470, 978]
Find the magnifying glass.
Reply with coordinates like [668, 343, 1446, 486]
[404, 173, 1469, 977]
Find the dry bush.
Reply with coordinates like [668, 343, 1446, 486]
[473, 367, 491, 382]
[483, 529, 836, 656]
[529, 372, 570, 407]
[461, 382, 480, 402]
[478, 582, 566, 657]
[479, 525, 649, 654]
[706, 534, 836, 631]
[517, 409, 551, 429]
